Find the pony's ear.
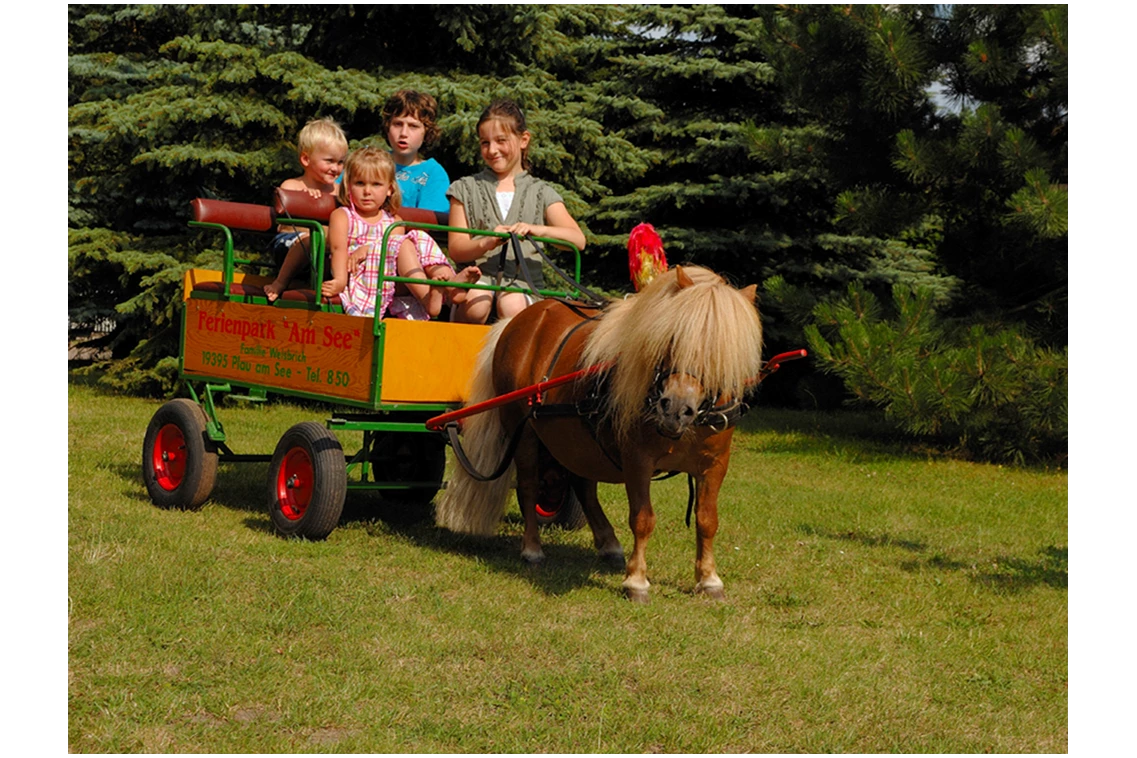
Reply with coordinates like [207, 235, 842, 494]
[675, 266, 695, 289]
[739, 284, 758, 303]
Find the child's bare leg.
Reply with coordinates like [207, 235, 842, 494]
[497, 291, 531, 319]
[423, 264, 454, 316]
[396, 239, 437, 316]
[453, 291, 493, 324]
[265, 235, 309, 302]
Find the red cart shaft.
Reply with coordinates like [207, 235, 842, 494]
[425, 349, 807, 432]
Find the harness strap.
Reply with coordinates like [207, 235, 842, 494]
[696, 397, 751, 433]
[541, 311, 602, 384]
[647, 367, 754, 433]
[686, 474, 696, 528]
[444, 412, 531, 482]
[522, 234, 607, 305]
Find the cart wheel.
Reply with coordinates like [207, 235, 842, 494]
[535, 444, 586, 529]
[268, 422, 346, 539]
[142, 399, 218, 510]
[369, 432, 446, 524]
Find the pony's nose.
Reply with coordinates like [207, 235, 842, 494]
[661, 397, 695, 416]
[657, 395, 698, 436]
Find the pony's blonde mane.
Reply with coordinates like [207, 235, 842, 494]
[580, 266, 763, 441]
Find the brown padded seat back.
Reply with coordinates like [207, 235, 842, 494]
[191, 198, 274, 232]
[274, 188, 337, 224]
[191, 281, 268, 298]
[279, 289, 343, 307]
[397, 206, 443, 225]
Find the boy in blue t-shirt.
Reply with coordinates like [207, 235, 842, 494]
[382, 90, 450, 215]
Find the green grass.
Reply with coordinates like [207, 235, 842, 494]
[68, 379, 1067, 752]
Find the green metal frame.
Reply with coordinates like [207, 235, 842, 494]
[376, 222, 585, 333]
[189, 217, 336, 311]
[180, 215, 590, 497]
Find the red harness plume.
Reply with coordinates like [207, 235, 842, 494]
[628, 223, 668, 292]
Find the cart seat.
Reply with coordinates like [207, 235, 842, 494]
[190, 280, 269, 298]
[273, 188, 337, 224]
[191, 198, 275, 232]
[189, 191, 340, 306]
[277, 289, 343, 307]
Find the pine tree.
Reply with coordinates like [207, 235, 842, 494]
[748, 4, 1066, 339]
[805, 281, 1067, 464]
[588, 6, 790, 280]
[67, 4, 656, 393]
[746, 4, 1068, 458]
[579, 4, 965, 354]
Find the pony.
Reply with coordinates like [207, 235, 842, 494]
[436, 265, 763, 602]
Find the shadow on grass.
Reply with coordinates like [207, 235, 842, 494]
[798, 523, 1067, 594]
[148, 460, 617, 596]
[797, 523, 928, 552]
[971, 546, 1068, 592]
[377, 512, 624, 598]
[900, 546, 1067, 592]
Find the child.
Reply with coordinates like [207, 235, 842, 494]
[264, 118, 348, 302]
[446, 99, 587, 324]
[335, 148, 479, 319]
[382, 89, 451, 214]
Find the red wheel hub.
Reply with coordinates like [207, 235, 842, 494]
[276, 448, 314, 521]
[152, 423, 188, 491]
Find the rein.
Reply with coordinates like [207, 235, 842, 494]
[498, 232, 608, 309]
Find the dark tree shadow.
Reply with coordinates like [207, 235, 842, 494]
[799, 522, 1067, 594]
[972, 546, 1067, 592]
[127, 454, 620, 597]
[797, 523, 927, 553]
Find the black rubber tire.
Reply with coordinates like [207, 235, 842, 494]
[367, 432, 447, 524]
[537, 487, 586, 530]
[142, 399, 219, 510]
[267, 422, 347, 539]
[535, 445, 586, 530]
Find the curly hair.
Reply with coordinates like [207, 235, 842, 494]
[381, 90, 441, 151]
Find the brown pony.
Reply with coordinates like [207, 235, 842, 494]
[436, 266, 763, 602]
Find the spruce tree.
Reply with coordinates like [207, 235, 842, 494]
[748, 4, 1066, 340]
[754, 4, 1067, 459]
[67, 4, 656, 393]
[581, 4, 965, 354]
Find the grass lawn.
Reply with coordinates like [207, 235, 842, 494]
[68, 379, 1067, 752]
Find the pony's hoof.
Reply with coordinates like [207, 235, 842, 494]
[624, 587, 650, 604]
[696, 584, 726, 601]
[521, 551, 545, 566]
[600, 551, 626, 571]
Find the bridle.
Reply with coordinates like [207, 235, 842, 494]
[645, 365, 751, 436]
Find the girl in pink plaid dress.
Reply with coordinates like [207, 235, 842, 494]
[333, 148, 479, 318]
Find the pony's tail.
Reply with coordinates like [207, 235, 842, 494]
[435, 318, 516, 536]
